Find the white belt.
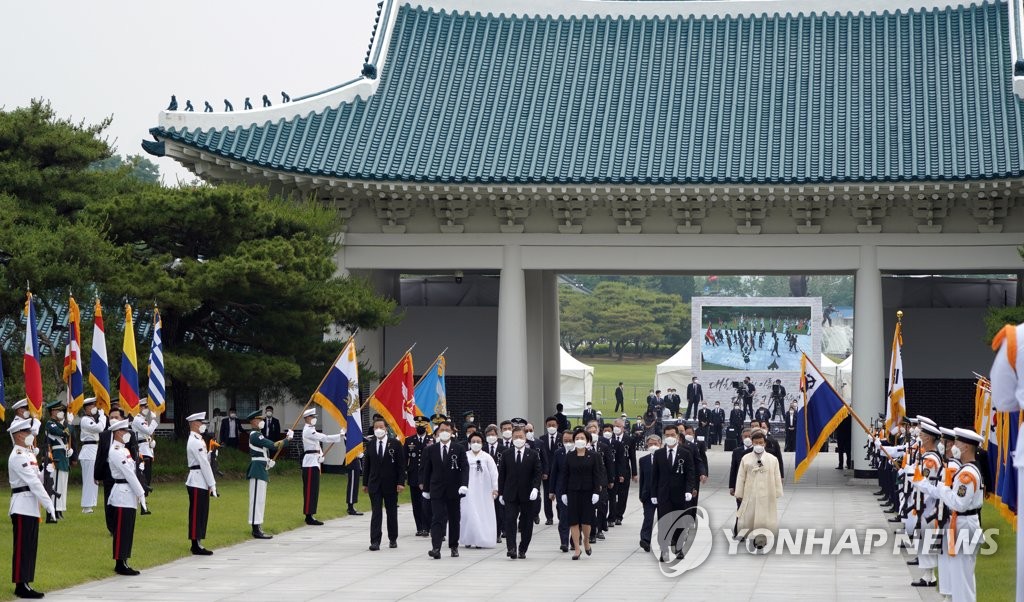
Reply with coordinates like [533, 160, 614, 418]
[250, 457, 268, 462]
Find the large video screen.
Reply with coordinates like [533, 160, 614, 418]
[699, 305, 812, 371]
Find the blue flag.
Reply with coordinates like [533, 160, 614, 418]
[311, 339, 363, 464]
[795, 353, 850, 481]
[413, 355, 447, 426]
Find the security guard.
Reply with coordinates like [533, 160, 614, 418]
[43, 400, 72, 521]
[107, 419, 147, 576]
[8, 416, 54, 599]
[185, 412, 217, 555]
[405, 415, 433, 536]
[247, 409, 292, 538]
[300, 408, 344, 525]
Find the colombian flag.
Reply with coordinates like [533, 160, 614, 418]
[64, 295, 85, 415]
[369, 351, 416, 442]
[22, 292, 43, 418]
[119, 304, 140, 415]
[89, 299, 111, 412]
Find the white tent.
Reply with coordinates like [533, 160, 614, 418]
[560, 348, 594, 415]
[819, 353, 840, 386]
[836, 355, 853, 400]
[655, 341, 694, 393]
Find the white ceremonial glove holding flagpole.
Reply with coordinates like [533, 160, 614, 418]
[529, 488, 538, 501]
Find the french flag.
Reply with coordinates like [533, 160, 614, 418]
[22, 293, 43, 417]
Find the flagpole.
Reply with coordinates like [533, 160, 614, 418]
[352, 342, 416, 414]
[271, 334, 357, 462]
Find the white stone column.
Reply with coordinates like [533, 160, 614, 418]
[525, 270, 546, 422]
[497, 245, 529, 421]
[542, 271, 561, 419]
[852, 245, 884, 477]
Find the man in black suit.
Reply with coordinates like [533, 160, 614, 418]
[614, 382, 625, 414]
[729, 427, 753, 538]
[538, 416, 561, 525]
[547, 430, 574, 552]
[586, 421, 615, 542]
[554, 404, 570, 433]
[685, 377, 703, 420]
[582, 402, 597, 426]
[219, 407, 243, 450]
[261, 406, 282, 441]
[783, 403, 798, 452]
[650, 424, 696, 562]
[646, 390, 658, 415]
[637, 434, 659, 552]
[420, 422, 469, 559]
[770, 379, 787, 420]
[742, 377, 756, 419]
[610, 418, 636, 525]
[710, 402, 725, 446]
[497, 427, 542, 559]
[754, 402, 771, 424]
[404, 416, 433, 536]
[363, 418, 407, 550]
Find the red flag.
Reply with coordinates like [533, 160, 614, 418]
[705, 325, 714, 343]
[23, 292, 43, 418]
[368, 352, 417, 442]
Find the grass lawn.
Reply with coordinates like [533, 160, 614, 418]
[977, 502, 1016, 601]
[577, 355, 666, 421]
[0, 469, 395, 600]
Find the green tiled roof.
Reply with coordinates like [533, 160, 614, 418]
[148, 1, 1024, 185]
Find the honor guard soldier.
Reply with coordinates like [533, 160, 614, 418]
[107, 419, 148, 576]
[43, 400, 72, 520]
[9, 400, 41, 438]
[912, 428, 986, 602]
[78, 397, 106, 513]
[247, 409, 293, 539]
[936, 426, 963, 599]
[131, 398, 159, 502]
[405, 415, 433, 536]
[909, 417, 943, 587]
[8, 417, 54, 599]
[185, 412, 217, 555]
[300, 407, 344, 525]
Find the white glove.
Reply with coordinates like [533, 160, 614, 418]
[651, 497, 658, 506]
[357, 453, 365, 459]
[150, 438, 157, 450]
[140, 498, 149, 513]
[560, 495, 567, 505]
[685, 492, 693, 502]
[422, 492, 430, 500]
[45, 463, 55, 477]
[458, 486, 468, 496]
[44, 502, 56, 520]
[210, 487, 219, 498]
[499, 495, 505, 505]
[67, 448, 74, 459]
[529, 488, 539, 501]
[267, 459, 276, 469]
[98, 408, 105, 416]
[318, 454, 325, 464]
[286, 429, 294, 440]
[591, 493, 599, 505]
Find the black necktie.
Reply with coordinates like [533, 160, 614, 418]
[517, 451, 522, 465]
[669, 449, 675, 466]
[442, 445, 447, 463]
[378, 441, 383, 458]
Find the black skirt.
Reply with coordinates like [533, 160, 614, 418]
[566, 491, 594, 526]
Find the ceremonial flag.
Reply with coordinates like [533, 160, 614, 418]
[368, 351, 416, 442]
[147, 307, 166, 415]
[884, 315, 906, 433]
[63, 295, 85, 415]
[794, 352, 850, 481]
[22, 292, 43, 418]
[119, 304, 141, 415]
[0, 348, 6, 422]
[413, 354, 447, 429]
[88, 299, 111, 412]
[311, 338, 364, 464]
[704, 325, 714, 344]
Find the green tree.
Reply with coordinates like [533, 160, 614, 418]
[91, 154, 162, 184]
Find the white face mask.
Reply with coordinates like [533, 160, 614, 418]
[310, 418, 317, 427]
[743, 437, 753, 448]
[951, 445, 962, 460]
[22, 434, 34, 447]
[753, 444, 765, 454]
[56, 411, 65, 421]
[685, 435, 695, 443]
[526, 431, 535, 441]
[612, 426, 622, 435]
[501, 430, 513, 440]
[486, 435, 498, 444]
[257, 420, 266, 430]
[647, 445, 658, 454]
[546, 426, 557, 435]
[574, 439, 587, 449]
[229, 413, 237, 418]
[120, 432, 132, 444]
[437, 431, 452, 442]
[512, 438, 526, 449]
[602, 431, 612, 440]
[90, 407, 98, 416]
[374, 428, 386, 439]
[936, 442, 945, 455]
[663, 436, 678, 447]
[199, 424, 208, 434]
[563, 442, 575, 453]
[470, 442, 483, 452]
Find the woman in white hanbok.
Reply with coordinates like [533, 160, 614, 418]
[461, 432, 499, 548]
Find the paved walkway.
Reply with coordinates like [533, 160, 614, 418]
[50, 449, 938, 602]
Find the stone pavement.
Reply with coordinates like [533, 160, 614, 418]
[49, 448, 939, 602]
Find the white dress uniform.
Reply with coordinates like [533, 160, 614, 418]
[9, 423, 54, 591]
[936, 453, 962, 598]
[79, 409, 107, 509]
[107, 434, 147, 563]
[301, 418, 344, 519]
[989, 323, 1024, 602]
[185, 428, 217, 544]
[914, 448, 944, 580]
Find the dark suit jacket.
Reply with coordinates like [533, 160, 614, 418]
[711, 408, 726, 426]
[754, 407, 772, 423]
[262, 417, 282, 441]
[547, 447, 568, 497]
[420, 441, 469, 499]
[594, 439, 615, 487]
[403, 435, 432, 486]
[539, 432, 561, 476]
[498, 446, 542, 503]
[729, 446, 753, 489]
[615, 434, 637, 477]
[363, 436, 407, 494]
[606, 436, 630, 480]
[686, 383, 703, 403]
[638, 454, 654, 504]
[582, 408, 597, 425]
[784, 411, 798, 431]
[219, 417, 243, 442]
[557, 449, 603, 494]
[684, 440, 709, 479]
[729, 408, 746, 429]
[766, 435, 785, 478]
[554, 412, 570, 433]
[650, 445, 696, 509]
[615, 387, 624, 404]
[697, 407, 711, 425]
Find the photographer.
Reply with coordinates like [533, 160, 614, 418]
[741, 377, 755, 419]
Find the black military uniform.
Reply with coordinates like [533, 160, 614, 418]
[404, 416, 433, 536]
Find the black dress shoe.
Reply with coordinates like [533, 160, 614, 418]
[545, 519, 553, 526]
[347, 508, 364, 516]
[906, 558, 919, 565]
[369, 544, 380, 551]
[14, 583, 44, 599]
[596, 531, 606, 540]
[639, 541, 651, 552]
[450, 548, 459, 557]
[615, 519, 622, 526]
[114, 561, 140, 576]
[676, 551, 685, 560]
[191, 541, 214, 556]
[140, 508, 151, 516]
[518, 551, 526, 559]
[910, 579, 935, 587]
[428, 549, 441, 559]
[45, 515, 57, 524]
[560, 545, 569, 552]
[507, 551, 517, 559]
[589, 536, 597, 544]
[389, 541, 397, 549]
[305, 515, 324, 526]
[888, 517, 902, 523]
[534, 516, 540, 525]
[252, 525, 273, 539]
